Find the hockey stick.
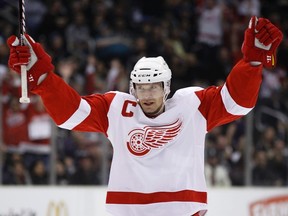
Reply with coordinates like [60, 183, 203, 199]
[19, 0, 30, 103]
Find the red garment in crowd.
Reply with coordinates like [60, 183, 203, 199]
[2, 100, 29, 150]
[21, 97, 52, 154]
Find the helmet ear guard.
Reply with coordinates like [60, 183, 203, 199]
[130, 56, 172, 100]
[129, 81, 136, 97]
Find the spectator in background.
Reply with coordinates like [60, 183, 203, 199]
[277, 32, 288, 72]
[94, 23, 133, 62]
[2, 96, 29, 152]
[3, 153, 31, 185]
[259, 67, 286, 103]
[47, 33, 69, 64]
[128, 36, 148, 68]
[65, 12, 91, 62]
[5, 160, 31, 185]
[223, 118, 246, 185]
[56, 159, 69, 185]
[63, 130, 105, 184]
[196, 0, 224, 47]
[0, 36, 9, 65]
[70, 153, 101, 185]
[205, 148, 231, 187]
[56, 57, 85, 95]
[255, 126, 277, 151]
[236, 0, 261, 19]
[30, 159, 48, 185]
[195, 0, 226, 84]
[63, 156, 76, 182]
[268, 139, 288, 186]
[22, 96, 52, 173]
[252, 150, 273, 186]
[106, 58, 128, 92]
[227, 136, 246, 186]
[38, 0, 69, 40]
[25, 0, 47, 36]
[84, 54, 108, 94]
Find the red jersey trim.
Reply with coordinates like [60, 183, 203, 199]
[106, 190, 207, 204]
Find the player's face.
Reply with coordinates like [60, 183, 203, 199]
[135, 82, 165, 117]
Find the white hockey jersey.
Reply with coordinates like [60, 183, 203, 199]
[33, 59, 263, 216]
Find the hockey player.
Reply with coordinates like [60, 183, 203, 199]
[7, 16, 283, 216]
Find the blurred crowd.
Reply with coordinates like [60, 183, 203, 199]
[0, 0, 287, 186]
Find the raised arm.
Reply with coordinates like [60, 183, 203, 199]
[195, 16, 283, 131]
[7, 34, 114, 134]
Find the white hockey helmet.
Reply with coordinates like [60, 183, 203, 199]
[130, 56, 172, 99]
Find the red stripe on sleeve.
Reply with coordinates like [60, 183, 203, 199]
[32, 72, 116, 134]
[196, 86, 240, 131]
[195, 59, 262, 131]
[73, 92, 116, 134]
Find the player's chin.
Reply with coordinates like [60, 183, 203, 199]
[142, 106, 156, 114]
[140, 104, 155, 113]
[143, 105, 163, 117]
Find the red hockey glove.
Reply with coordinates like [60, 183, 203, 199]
[7, 34, 54, 90]
[241, 16, 283, 68]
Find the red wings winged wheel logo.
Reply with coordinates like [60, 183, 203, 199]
[127, 119, 183, 156]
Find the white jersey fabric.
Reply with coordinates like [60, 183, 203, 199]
[33, 59, 263, 216]
[106, 87, 208, 216]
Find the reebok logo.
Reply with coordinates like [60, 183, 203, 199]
[28, 74, 34, 82]
[266, 55, 271, 63]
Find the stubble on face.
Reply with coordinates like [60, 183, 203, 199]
[139, 98, 165, 117]
[135, 82, 165, 117]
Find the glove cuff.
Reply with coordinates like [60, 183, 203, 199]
[28, 63, 54, 90]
